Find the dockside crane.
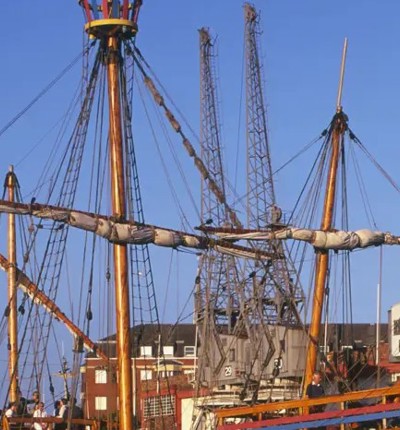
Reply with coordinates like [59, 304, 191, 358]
[244, 3, 303, 327]
[194, 5, 305, 401]
[241, 3, 304, 400]
[195, 28, 241, 389]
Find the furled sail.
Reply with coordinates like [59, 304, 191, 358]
[0, 200, 277, 260]
[200, 226, 400, 250]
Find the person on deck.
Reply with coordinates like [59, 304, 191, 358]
[53, 400, 61, 417]
[70, 398, 84, 430]
[306, 371, 326, 430]
[5, 402, 19, 430]
[33, 402, 48, 430]
[5, 402, 17, 417]
[17, 396, 29, 416]
[27, 391, 41, 415]
[55, 398, 68, 430]
[306, 371, 325, 413]
[58, 398, 68, 420]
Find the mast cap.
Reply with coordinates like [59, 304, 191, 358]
[85, 19, 137, 39]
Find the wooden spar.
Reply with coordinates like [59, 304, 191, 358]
[106, 35, 134, 430]
[6, 166, 18, 403]
[0, 253, 108, 361]
[336, 38, 348, 111]
[0, 200, 279, 259]
[303, 40, 348, 393]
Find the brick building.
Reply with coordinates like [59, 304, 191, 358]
[81, 324, 197, 428]
[81, 322, 400, 429]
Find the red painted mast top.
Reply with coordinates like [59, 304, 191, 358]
[79, 0, 141, 38]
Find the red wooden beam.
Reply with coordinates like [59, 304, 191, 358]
[122, 0, 129, 19]
[217, 402, 400, 430]
[81, 0, 93, 22]
[132, 0, 142, 24]
[102, 0, 109, 18]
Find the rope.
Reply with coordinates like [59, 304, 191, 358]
[135, 74, 196, 231]
[350, 128, 400, 194]
[0, 42, 96, 140]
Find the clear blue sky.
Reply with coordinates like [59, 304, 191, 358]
[0, 0, 400, 403]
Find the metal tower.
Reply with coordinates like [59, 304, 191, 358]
[195, 6, 305, 398]
[234, 4, 304, 399]
[195, 28, 241, 388]
[244, 3, 302, 325]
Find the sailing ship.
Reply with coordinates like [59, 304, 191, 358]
[1, 2, 400, 430]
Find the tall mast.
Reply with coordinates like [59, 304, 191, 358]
[80, 2, 139, 429]
[107, 34, 133, 430]
[6, 165, 18, 403]
[303, 38, 348, 391]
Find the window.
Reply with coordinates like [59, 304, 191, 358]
[184, 346, 195, 356]
[392, 373, 400, 383]
[95, 397, 107, 411]
[143, 395, 175, 418]
[341, 345, 353, 351]
[245, 346, 250, 363]
[229, 348, 235, 362]
[140, 346, 152, 357]
[163, 346, 174, 357]
[140, 369, 152, 381]
[184, 369, 195, 380]
[394, 318, 400, 335]
[95, 369, 107, 384]
[160, 370, 175, 377]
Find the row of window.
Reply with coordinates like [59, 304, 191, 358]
[95, 367, 195, 383]
[94, 395, 176, 415]
[140, 345, 195, 357]
[140, 369, 186, 380]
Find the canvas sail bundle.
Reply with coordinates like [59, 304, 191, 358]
[0, 200, 275, 261]
[211, 227, 400, 250]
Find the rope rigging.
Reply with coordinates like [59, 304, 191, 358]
[2, 3, 400, 426]
[0, 42, 96, 140]
[274, 109, 400, 391]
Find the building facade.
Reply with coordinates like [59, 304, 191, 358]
[81, 324, 197, 428]
[81, 322, 400, 429]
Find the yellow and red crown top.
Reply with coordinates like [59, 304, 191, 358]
[80, 0, 141, 38]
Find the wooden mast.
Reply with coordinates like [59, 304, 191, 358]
[106, 34, 134, 430]
[80, 2, 139, 429]
[6, 165, 18, 403]
[303, 38, 348, 392]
